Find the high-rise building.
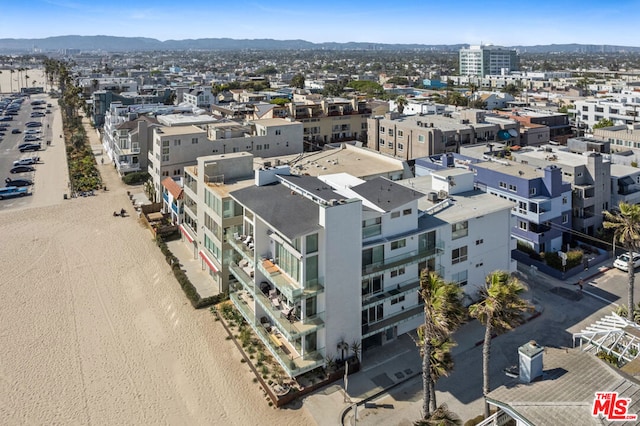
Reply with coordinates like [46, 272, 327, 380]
[459, 45, 519, 77]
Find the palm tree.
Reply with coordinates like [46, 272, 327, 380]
[416, 330, 456, 412]
[604, 202, 640, 321]
[469, 271, 531, 419]
[414, 403, 462, 426]
[419, 270, 465, 418]
[396, 96, 408, 114]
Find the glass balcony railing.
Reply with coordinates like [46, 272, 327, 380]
[253, 289, 324, 341]
[256, 258, 324, 302]
[228, 236, 254, 264]
[229, 262, 255, 290]
[363, 277, 420, 306]
[362, 242, 443, 277]
[362, 304, 424, 338]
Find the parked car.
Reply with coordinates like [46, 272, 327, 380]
[30, 112, 45, 118]
[5, 177, 33, 187]
[11, 128, 21, 134]
[613, 253, 640, 272]
[23, 136, 41, 142]
[25, 122, 42, 128]
[10, 164, 36, 173]
[0, 186, 28, 200]
[19, 143, 42, 153]
[13, 157, 39, 166]
[24, 129, 41, 134]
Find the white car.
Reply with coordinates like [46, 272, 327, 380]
[13, 156, 39, 166]
[613, 253, 640, 272]
[24, 129, 41, 135]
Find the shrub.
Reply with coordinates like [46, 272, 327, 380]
[122, 171, 149, 185]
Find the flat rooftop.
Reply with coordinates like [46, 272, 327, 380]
[155, 125, 205, 136]
[157, 114, 219, 126]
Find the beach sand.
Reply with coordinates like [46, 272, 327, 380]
[0, 69, 315, 425]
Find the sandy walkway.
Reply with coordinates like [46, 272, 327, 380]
[0, 69, 314, 425]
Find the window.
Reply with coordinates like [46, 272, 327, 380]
[476, 239, 484, 245]
[362, 275, 383, 296]
[390, 267, 405, 277]
[390, 295, 405, 305]
[275, 242, 301, 282]
[173, 139, 181, 146]
[275, 129, 281, 135]
[562, 196, 568, 205]
[306, 255, 318, 284]
[362, 245, 384, 269]
[519, 220, 528, 231]
[362, 217, 382, 238]
[388, 129, 393, 136]
[380, 126, 385, 133]
[398, 130, 403, 137]
[418, 135, 425, 143]
[452, 221, 468, 240]
[452, 246, 468, 264]
[191, 137, 198, 144]
[256, 145, 262, 151]
[530, 187, 536, 195]
[398, 143, 404, 151]
[391, 239, 406, 250]
[306, 233, 318, 254]
[388, 141, 393, 148]
[362, 304, 384, 324]
[499, 181, 507, 189]
[509, 184, 517, 192]
[451, 270, 468, 286]
[264, 144, 269, 150]
[403, 208, 412, 216]
[562, 213, 569, 224]
[391, 211, 400, 219]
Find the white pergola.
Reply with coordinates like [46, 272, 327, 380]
[573, 312, 640, 366]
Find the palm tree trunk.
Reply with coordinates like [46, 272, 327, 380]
[628, 251, 635, 321]
[429, 380, 437, 413]
[482, 321, 492, 419]
[422, 339, 432, 419]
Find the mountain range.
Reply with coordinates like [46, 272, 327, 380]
[0, 35, 638, 54]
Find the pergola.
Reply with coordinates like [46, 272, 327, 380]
[573, 312, 640, 366]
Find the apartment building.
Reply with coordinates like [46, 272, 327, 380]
[494, 109, 572, 145]
[594, 123, 640, 165]
[182, 87, 215, 109]
[91, 88, 173, 127]
[572, 96, 640, 131]
[459, 45, 519, 77]
[367, 110, 519, 160]
[471, 161, 572, 253]
[511, 144, 611, 235]
[223, 166, 513, 377]
[149, 118, 303, 201]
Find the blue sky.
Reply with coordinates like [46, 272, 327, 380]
[0, 0, 637, 46]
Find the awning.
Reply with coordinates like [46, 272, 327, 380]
[179, 224, 194, 243]
[199, 250, 219, 273]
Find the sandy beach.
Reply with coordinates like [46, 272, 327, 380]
[0, 69, 314, 425]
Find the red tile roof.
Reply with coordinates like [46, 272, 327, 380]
[161, 177, 183, 200]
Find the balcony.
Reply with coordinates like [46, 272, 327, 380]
[362, 244, 443, 278]
[229, 262, 255, 290]
[117, 161, 141, 174]
[228, 235, 255, 264]
[363, 277, 420, 306]
[362, 304, 423, 338]
[230, 288, 325, 377]
[257, 258, 324, 302]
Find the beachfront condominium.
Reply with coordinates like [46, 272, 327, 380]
[224, 166, 514, 377]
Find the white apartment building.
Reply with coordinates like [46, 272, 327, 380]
[459, 45, 519, 77]
[224, 166, 514, 377]
[182, 87, 215, 108]
[572, 96, 640, 131]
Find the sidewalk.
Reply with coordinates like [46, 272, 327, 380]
[333, 257, 615, 425]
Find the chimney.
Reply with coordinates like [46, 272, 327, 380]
[519, 340, 544, 383]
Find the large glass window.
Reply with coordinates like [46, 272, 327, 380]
[276, 242, 300, 282]
[306, 233, 318, 254]
[451, 221, 468, 240]
[222, 199, 242, 218]
[362, 217, 382, 238]
[419, 231, 436, 253]
[306, 255, 318, 285]
[362, 275, 383, 296]
[362, 304, 384, 325]
[452, 246, 468, 265]
[362, 245, 384, 269]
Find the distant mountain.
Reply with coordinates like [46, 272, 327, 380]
[0, 35, 638, 53]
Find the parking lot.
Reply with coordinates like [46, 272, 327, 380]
[0, 92, 69, 210]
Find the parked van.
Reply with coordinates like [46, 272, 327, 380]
[0, 186, 28, 200]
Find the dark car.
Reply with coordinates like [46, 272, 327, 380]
[5, 177, 33, 187]
[10, 165, 35, 173]
[11, 128, 21, 134]
[19, 143, 41, 153]
[25, 122, 42, 128]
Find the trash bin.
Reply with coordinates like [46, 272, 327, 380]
[63, 194, 68, 200]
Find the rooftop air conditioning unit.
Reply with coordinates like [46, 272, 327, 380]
[427, 192, 438, 202]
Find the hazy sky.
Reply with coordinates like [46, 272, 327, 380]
[0, 0, 637, 46]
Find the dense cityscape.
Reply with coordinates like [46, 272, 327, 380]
[2, 35, 640, 425]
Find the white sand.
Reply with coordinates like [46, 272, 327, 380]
[0, 69, 315, 425]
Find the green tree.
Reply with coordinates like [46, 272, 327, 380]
[396, 96, 408, 114]
[414, 403, 462, 426]
[593, 118, 615, 129]
[387, 76, 410, 86]
[291, 73, 305, 89]
[502, 83, 520, 97]
[604, 202, 640, 321]
[346, 80, 383, 97]
[418, 270, 465, 418]
[469, 271, 531, 419]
